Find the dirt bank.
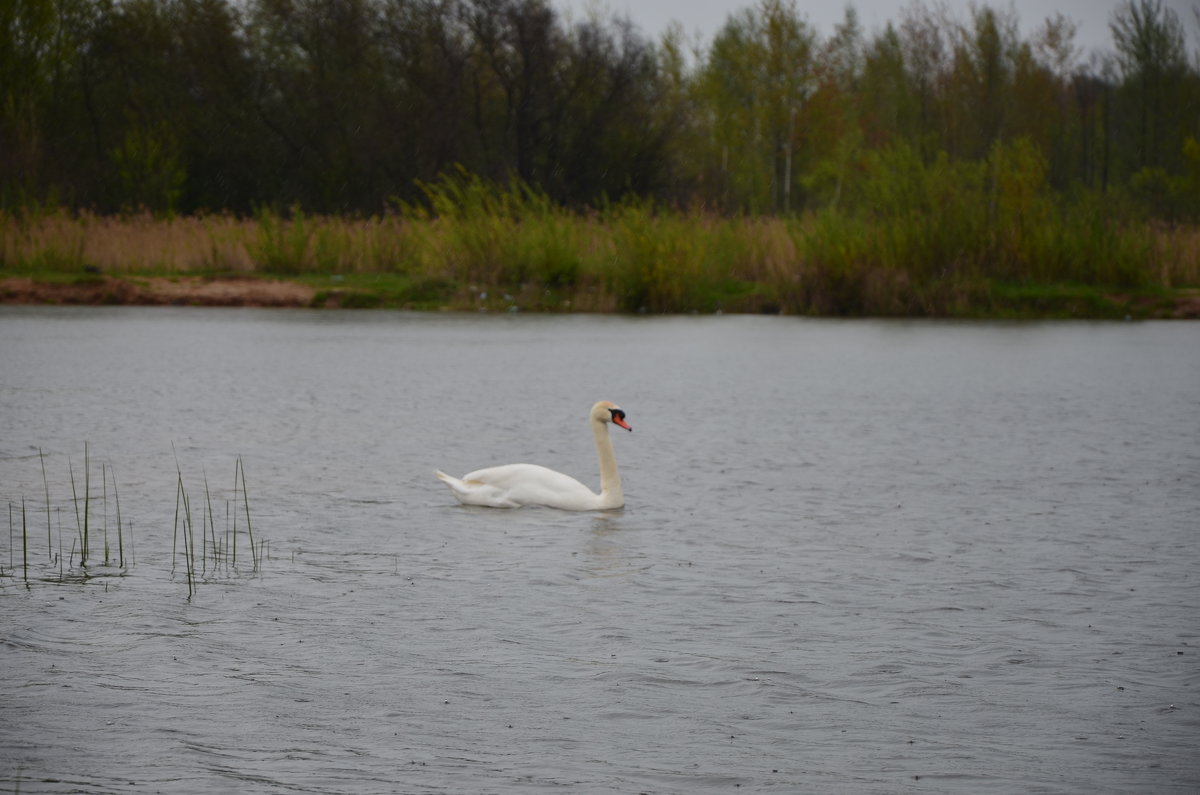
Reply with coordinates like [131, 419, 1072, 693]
[0, 275, 316, 308]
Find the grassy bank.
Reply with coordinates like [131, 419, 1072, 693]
[2, 171, 1198, 318]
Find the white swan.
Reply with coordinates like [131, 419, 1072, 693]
[435, 400, 632, 510]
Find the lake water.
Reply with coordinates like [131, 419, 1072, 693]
[1, 306, 1198, 793]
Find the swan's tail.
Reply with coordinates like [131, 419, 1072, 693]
[435, 469, 469, 498]
[435, 469, 519, 508]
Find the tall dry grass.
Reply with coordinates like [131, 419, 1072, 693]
[1153, 223, 1200, 286]
[0, 212, 259, 272]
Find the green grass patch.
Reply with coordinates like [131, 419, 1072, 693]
[305, 273, 457, 309]
[984, 282, 1140, 319]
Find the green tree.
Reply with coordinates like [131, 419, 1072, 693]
[698, 0, 814, 212]
[897, 0, 950, 159]
[945, 5, 1020, 159]
[77, 0, 190, 212]
[0, 0, 93, 209]
[650, 22, 705, 205]
[376, 0, 477, 198]
[556, 16, 668, 203]
[171, 0, 268, 213]
[246, 0, 391, 212]
[463, 0, 565, 187]
[802, 7, 865, 211]
[858, 23, 917, 148]
[109, 121, 185, 213]
[1028, 13, 1082, 189]
[1109, 0, 1193, 175]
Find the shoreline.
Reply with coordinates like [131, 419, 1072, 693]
[0, 275, 316, 309]
[2, 274, 1198, 318]
[4, 206, 1198, 318]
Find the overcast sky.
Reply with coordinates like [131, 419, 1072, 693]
[549, 0, 1200, 57]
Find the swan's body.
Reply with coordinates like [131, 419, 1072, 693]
[436, 401, 631, 510]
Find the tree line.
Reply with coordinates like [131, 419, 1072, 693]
[2, 0, 1198, 219]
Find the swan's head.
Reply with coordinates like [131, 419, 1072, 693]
[591, 400, 632, 431]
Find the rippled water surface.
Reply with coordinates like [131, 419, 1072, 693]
[1, 307, 1198, 793]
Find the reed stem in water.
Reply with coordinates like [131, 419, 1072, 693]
[203, 471, 218, 573]
[110, 464, 125, 568]
[83, 442, 90, 567]
[102, 462, 110, 564]
[237, 457, 256, 570]
[22, 498, 28, 584]
[68, 457, 82, 567]
[40, 448, 51, 558]
[176, 473, 196, 597]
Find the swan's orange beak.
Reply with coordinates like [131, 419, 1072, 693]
[611, 410, 631, 431]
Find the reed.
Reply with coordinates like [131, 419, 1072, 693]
[202, 470, 216, 574]
[68, 453, 87, 567]
[110, 464, 125, 568]
[178, 474, 196, 597]
[171, 445, 197, 597]
[163, 452, 263, 594]
[39, 448, 50, 557]
[1, 447, 133, 585]
[6, 504, 27, 586]
[22, 498, 28, 584]
[228, 474, 237, 567]
[252, 205, 310, 274]
[236, 456, 257, 571]
[6, 499, 31, 584]
[83, 444, 90, 566]
[102, 462, 110, 564]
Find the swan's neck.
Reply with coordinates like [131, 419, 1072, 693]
[592, 419, 623, 508]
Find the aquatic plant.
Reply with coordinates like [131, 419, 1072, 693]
[6, 499, 30, 584]
[68, 448, 85, 566]
[235, 456, 257, 570]
[1, 444, 266, 596]
[39, 448, 50, 556]
[173, 463, 196, 597]
[202, 470, 217, 573]
[110, 464, 125, 568]
[1, 445, 134, 586]
[170, 452, 263, 597]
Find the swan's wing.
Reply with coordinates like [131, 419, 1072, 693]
[448, 464, 599, 510]
[463, 463, 589, 492]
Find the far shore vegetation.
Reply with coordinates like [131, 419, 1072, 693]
[1, 0, 1198, 317]
[3, 165, 1197, 317]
